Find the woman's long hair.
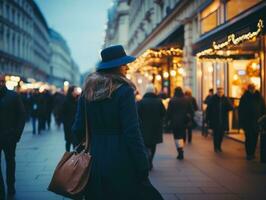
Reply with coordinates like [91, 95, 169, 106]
[83, 66, 136, 101]
[174, 87, 184, 98]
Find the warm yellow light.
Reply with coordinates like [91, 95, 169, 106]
[156, 74, 162, 81]
[163, 71, 169, 78]
[137, 78, 143, 84]
[233, 74, 238, 80]
[10, 76, 20, 82]
[252, 62, 258, 70]
[170, 70, 176, 77]
[198, 70, 202, 77]
[148, 75, 153, 81]
[178, 68, 185, 75]
[6, 80, 18, 90]
[64, 81, 69, 86]
[144, 72, 149, 77]
[208, 66, 213, 73]
[250, 77, 260, 87]
[126, 74, 131, 80]
[76, 87, 82, 94]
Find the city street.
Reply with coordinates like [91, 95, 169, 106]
[1, 122, 266, 200]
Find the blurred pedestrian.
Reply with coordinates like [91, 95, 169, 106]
[138, 84, 166, 170]
[62, 86, 78, 152]
[0, 74, 26, 199]
[239, 84, 265, 160]
[204, 88, 214, 106]
[36, 92, 47, 134]
[52, 89, 65, 128]
[202, 88, 214, 137]
[184, 89, 198, 143]
[206, 87, 233, 152]
[43, 89, 53, 130]
[166, 87, 193, 160]
[29, 89, 39, 134]
[72, 45, 163, 200]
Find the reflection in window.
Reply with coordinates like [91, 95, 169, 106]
[226, 0, 262, 20]
[200, 0, 220, 34]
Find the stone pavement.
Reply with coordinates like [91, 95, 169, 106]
[1, 122, 266, 200]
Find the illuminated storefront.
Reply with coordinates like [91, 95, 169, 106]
[194, 0, 266, 140]
[127, 47, 184, 97]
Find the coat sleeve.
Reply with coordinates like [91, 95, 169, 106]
[72, 95, 86, 146]
[119, 86, 149, 172]
[15, 93, 26, 142]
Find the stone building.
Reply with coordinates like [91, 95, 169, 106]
[49, 28, 80, 87]
[0, 0, 80, 88]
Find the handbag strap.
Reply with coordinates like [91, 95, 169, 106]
[84, 97, 90, 152]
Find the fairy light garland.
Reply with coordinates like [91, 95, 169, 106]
[128, 47, 183, 73]
[197, 19, 264, 58]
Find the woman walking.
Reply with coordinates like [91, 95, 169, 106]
[166, 87, 193, 160]
[72, 45, 163, 200]
[138, 84, 166, 170]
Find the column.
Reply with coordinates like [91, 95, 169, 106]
[183, 22, 194, 91]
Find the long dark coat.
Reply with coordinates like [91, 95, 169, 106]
[137, 93, 166, 146]
[238, 90, 265, 130]
[72, 84, 160, 200]
[62, 95, 77, 142]
[206, 94, 233, 131]
[0, 87, 26, 144]
[166, 96, 193, 139]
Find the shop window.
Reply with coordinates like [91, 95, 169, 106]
[226, 0, 262, 21]
[228, 59, 261, 98]
[200, 0, 220, 34]
[202, 62, 214, 101]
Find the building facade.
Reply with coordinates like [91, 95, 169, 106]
[0, 0, 80, 88]
[104, 0, 130, 49]
[193, 0, 266, 137]
[49, 28, 80, 87]
[104, 0, 266, 140]
[0, 0, 51, 81]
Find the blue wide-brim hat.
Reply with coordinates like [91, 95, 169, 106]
[97, 45, 136, 70]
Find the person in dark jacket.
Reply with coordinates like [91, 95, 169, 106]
[238, 84, 265, 160]
[72, 45, 163, 200]
[62, 86, 78, 151]
[166, 87, 193, 160]
[52, 89, 66, 128]
[138, 84, 166, 170]
[184, 89, 198, 143]
[206, 87, 233, 152]
[36, 92, 47, 134]
[0, 74, 26, 199]
[29, 89, 39, 134]
[204, 88, 214, 106]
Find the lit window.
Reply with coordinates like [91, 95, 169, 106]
[226, 0, 262, 20]
[200, 0, 220, 34]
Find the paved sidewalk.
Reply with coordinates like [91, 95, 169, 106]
[1, 122, 266, 200]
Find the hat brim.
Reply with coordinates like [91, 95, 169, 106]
[97, 55, 136, 70]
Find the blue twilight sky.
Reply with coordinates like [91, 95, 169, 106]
[35, 0, 112, 73]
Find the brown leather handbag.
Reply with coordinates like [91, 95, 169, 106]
[48, 99, 92, 198]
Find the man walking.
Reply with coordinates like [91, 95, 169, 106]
[207, 88, 233, 152]
[0, 74, 26, 199]
[239, 84, 265, 160]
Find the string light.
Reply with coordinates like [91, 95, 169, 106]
[197, 19, 264, 58]
[128, 47, 183, 73]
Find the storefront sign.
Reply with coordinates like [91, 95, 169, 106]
[197, 19, 264, 57]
